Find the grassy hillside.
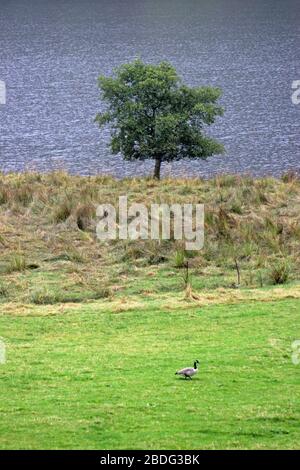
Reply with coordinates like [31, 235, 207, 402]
[1, 171, 300, 304]
[0, 172, 300, 449]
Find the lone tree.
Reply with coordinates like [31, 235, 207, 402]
[95, 60, 224, 179]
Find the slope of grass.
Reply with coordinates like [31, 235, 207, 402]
[0, 172, 300, 449]
[0, 296, 299, 450]
[1, 171, 300, 306]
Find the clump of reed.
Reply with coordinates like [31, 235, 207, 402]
[75, 203, 95, 231]
[173, 249, 187, 269]
[29, 285, 111, 305]
[51, 197, 74, 223]
[0, 281, 8, 297]
[121, 240, 169, 265]
[268, 260, 291, 285]
[5, 253, 27, 273]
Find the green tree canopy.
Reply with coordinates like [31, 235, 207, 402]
[95, 59, 224, 179]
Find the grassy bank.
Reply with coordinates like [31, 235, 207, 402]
[1, 171, 300, 304]
[0, 172, 300, 449]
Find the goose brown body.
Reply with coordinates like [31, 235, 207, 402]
[175, 360, 199, 379]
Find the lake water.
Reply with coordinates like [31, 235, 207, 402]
[0, 0, 300, 178]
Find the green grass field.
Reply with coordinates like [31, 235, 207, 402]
[1, 172, 300, 449]
[0, 293, 299, 450]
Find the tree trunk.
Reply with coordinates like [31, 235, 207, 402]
[154, 157, 162, 180]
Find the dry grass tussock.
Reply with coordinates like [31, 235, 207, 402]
[1, 170, 300, 305]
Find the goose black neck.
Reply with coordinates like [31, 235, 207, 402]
[194, 361, 198, 369]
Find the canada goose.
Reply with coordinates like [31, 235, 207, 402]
[175, 360, 199, 379]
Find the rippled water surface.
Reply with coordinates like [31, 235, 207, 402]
[0, 0, 300, 177]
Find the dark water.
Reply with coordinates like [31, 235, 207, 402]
[0, 0, 300, 178]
